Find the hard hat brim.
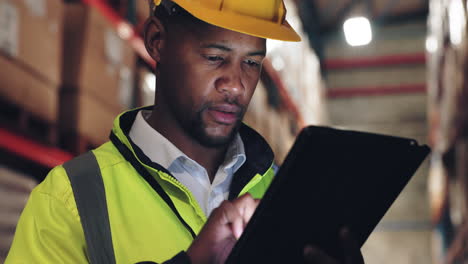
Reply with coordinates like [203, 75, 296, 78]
[174, 0, 301, 42]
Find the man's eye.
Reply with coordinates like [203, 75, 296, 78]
[205, 55, 224, 62]
[244, 59, 261, 67]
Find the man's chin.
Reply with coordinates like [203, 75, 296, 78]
[195, 126, 238, 148]
[187, 111, 242, 148]
[197, 133, 235, 148]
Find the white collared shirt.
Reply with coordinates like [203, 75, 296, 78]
[129, 110, 246, 217]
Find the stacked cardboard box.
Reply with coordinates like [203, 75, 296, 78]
[0, 0, 64, 131]
[0, 1, 136, 151]
[60, 3, 136, 152]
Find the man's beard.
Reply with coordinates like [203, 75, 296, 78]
[185, 103, 244, 148]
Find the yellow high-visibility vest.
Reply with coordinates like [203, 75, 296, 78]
[6, 106, 275, 263]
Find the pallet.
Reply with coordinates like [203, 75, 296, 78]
[0, 97, 58, 146]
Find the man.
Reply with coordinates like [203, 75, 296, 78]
[6, 0, 364, 263]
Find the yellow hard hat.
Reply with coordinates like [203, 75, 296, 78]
[153, 0, 301, 42]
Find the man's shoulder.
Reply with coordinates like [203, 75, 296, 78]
[92, 141, 127, 171]
[36, 142, 125, 203]
[32, 163, 78, 219]
[35, 163, 71, 202]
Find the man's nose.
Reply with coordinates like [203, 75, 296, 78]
[215, 65, 245, 98]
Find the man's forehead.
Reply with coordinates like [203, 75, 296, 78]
[199, 41, 266, 55]
[197, 37, 266, 56]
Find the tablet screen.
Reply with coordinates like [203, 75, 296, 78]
[227, 126, 430, 264]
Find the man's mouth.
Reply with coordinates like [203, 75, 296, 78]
[207, 104, 242, 125]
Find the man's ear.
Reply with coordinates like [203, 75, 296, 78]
[144, 16, 166, 63]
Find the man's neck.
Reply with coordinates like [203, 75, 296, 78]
[147, 106, 228, 182]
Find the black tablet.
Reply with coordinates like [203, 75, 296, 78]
[226, 126, 430, 264]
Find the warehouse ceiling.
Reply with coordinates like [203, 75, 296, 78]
[296, 0, 429, 68]
[298, 0, 428, 34]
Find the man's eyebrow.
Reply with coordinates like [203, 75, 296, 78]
[248, 50, 266, 57]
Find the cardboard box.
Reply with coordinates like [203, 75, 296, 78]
[0, 0, 64, 86]
[0, 54, 58, 123]
[62, 3, 136, 111]
[60, 90, 121, 148]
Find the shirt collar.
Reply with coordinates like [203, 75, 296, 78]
[222, 133, 246, 174]
[129, 110, 246, 175]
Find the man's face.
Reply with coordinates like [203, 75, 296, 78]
[157, 21, 266, 148]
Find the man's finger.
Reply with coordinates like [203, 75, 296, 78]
[218, 201, 244, 239]
[340, 228, 365, 264]
[232, 194, 259, 226]
[304, 245, 339, 264]
[243, 198, 260, 221]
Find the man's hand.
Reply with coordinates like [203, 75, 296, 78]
[186, 195, 364, 264]
[186, 193, 259, 264]
[303, 228, 365, 264]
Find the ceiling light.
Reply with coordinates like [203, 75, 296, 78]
[343, 17, 373, 47]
